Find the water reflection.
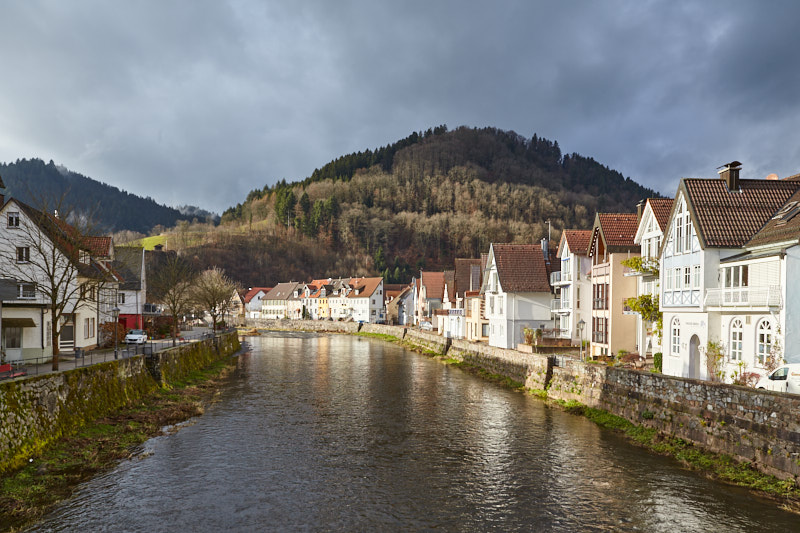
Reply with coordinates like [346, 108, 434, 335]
[29, 332, 796, 532]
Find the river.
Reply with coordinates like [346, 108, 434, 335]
[28, 332, 797, 532]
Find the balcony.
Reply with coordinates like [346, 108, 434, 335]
[704, 285, 782, 310]
[550, 271, 561, 285]
[550, 271, 571, 286]
[550, 298, 561, 312]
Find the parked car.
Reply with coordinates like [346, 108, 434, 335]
[755, 364, 800, 394]
[125, 329, 148, 344]
[420, 321, 433, 331]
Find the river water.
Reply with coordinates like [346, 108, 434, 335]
[29, 332, 797, 532]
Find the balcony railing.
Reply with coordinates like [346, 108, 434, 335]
[550, 298, 561, 311]
[550, 271, 561, 285]
[704, 285, 782, 309]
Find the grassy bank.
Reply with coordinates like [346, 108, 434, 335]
[0, 359, 237, 532]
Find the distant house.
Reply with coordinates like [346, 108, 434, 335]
[385, 283, 411, 325]
[243, 287, 272, 320]
[631, 198, 673, 358]
[465, 254, 489, 342]
[347, 277, 385, 323]
[441, 259, 482, 339]
[551, 230, 592, 346]
[588, 213, 640, 358]
[113, 246, 146, 330]
[262, 282, 302, 319]
[481, 242, 556, 349]
[416, 271, 445, 328]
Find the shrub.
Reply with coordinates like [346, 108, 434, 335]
[653, 352, 663, 373]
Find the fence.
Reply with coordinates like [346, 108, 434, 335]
[1, 327, 234, 380]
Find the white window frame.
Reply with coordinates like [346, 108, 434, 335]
[16, 246, 30, 263]
[671, 318, 680, 355]
[7, 211, 20, 228]
[756, 319, 772, 366]
[730, 318, 743, 361]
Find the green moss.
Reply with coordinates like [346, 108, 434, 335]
[355, 332, 400, 342]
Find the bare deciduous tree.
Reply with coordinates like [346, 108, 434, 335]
[191, 267, 237, 332]
[149, 252, 197, 345]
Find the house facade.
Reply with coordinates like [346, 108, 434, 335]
[588, 213, 640, 358]
[631, 199, 673, 358]
[113, 246, 146, 330]
[262, 282, 301, 319]
[551, 230, 592, 346]
[243, 287, 272, 320]
[481, 242, 555, 349]
[661, 163, 800, 380]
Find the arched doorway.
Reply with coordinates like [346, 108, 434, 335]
[689, 334, 700, 379]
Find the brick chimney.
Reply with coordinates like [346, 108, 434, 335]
[636, 200, 645, 222]
[717, 161, 742, 191]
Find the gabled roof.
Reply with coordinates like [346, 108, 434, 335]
[420, 271, 445, 300]
[746, 189, 800, 248]
[490, 243, 551, 293]
[243, 287, 272, 303]
[681, 178, 800, 248]
[648, 198, 674, 231]
[590, 213, 639, 256]
[347, 277, 382, 298]
[454, 258, 482, 298]
[559, 229, 592, 257]
[264, 282, 301, 301]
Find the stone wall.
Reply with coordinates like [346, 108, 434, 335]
[0, 332, 240, 473]
[449, 339, 551, 390]
[249, 319, 359, 334]
[549, 359, 800, 482]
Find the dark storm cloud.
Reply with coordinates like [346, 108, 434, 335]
[1, 1, 799, 213]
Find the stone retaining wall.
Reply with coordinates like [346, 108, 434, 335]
[0, 332, 240, 473]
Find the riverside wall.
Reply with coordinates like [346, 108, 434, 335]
[0, 332, 240, 473]
[246, 322, 800, 482]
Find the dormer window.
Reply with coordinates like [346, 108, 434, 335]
[7, 212, 20, 228]
[79, 250, 90, 264]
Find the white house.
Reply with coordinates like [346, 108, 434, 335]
[0, 197, 120, 361]
[661, 162, 800, 380]
[347, 277, 385, 323]
[631, 198, 673, 358]
[261, 282, 301, 319]
[551, 230, 593, 346]
[481, 242, 556, 349]
[243, 287, 272, 320]
[113, 246, 146, 330]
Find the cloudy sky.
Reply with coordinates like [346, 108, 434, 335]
[1, 1, 799, 213]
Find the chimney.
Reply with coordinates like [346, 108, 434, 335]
[717, 161, 742, 191]
[636, 200, 645, 222]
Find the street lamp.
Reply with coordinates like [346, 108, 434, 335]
[577, 319, 586, 361]
[112, 307, 120, 360]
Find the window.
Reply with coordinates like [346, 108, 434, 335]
[46, 321, 52, 347]
[675, 218, 684, 253]
[16, 246, 30, 263]
[665, 268, 673, 290]
[684, 214, 692, 252]
[723, 265, 748, 288]
[576, 287, 581, 307]
[7, 211, 19, 227]
[730, 318, 743, 361]
[118, 293, 126, 304]
[674, 268, 682, 290]
[498, 295, 504, 315]
[684, 266, 691, 288]
[692, 265, 701, 288]
[79, 250, 90, 264]
[757, 319, 772, 365]
[671, 318, 680, 355]
[17, 283, 35, 299]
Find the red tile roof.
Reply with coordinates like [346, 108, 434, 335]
[420, 271, 445, 300]
[492, 243, 551, 293]
[684, 178, 800, 248]
[561, 229, 592, 256]
[746, 189, 800, 248]
[243, 287, 272, 303]
[454, 258, 482, 297]
[647, 198, 674, 231]
[347, 277, 382, 298]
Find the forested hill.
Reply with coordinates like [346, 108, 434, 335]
[0, 158, 194, 234]
[200, 126, 658, 286]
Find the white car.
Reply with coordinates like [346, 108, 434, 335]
[125, 329, 148, 344]
[755, 364, 800, 394]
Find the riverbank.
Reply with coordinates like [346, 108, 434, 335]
[279, 324, 800, 511]
[0, 358, 238, 531]
[0, 332, 242, 532]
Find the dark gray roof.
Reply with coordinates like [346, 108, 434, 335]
[114, 246, 144, 290]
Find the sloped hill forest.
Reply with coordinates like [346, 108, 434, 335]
[0, 158, 195, 234]
[179, 126, 657, 286]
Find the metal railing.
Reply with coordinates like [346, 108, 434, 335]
[550, 271, 561, 284]
[2, 328, 226, 380]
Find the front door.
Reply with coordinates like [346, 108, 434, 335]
[60, 324, 75, 352]
[689, 335, 700, 379]
[1, 326, 23, 362]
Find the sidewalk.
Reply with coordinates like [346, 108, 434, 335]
[11, 327, 217, 379]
